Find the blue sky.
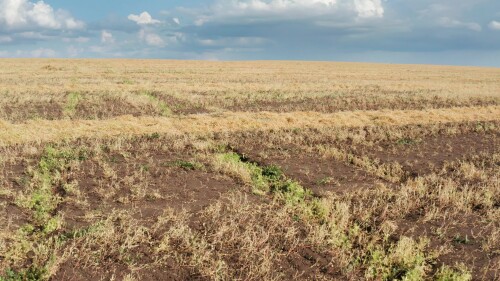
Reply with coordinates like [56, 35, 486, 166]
[1, 0, 500, 66]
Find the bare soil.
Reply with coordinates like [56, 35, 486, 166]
[396, 213, 499, 280]
[152, 92, 210, 115]
[224, 94, 498, 113]
[73, 97, 153, 119]
[359, 131, 499, 177]
[234, 144, 388, 196]
[59, 145, 242, 226]
[1, 124, 498, 280]
[0, 101, 63, 123]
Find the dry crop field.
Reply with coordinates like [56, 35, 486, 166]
[0, 59, 499, 281]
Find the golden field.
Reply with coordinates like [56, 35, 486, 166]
[0, 59, 499, 280]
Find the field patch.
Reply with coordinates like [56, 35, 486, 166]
[0, 60, 499, 280]
[230, 144, 387, 196]
[224, 93, 498, 113]
[73, 96, 152, 120]
[0, 101, 63, 123]
[1, 106, 498, 146]
[149, 92, 210, 115]
[395, 213, 498, 279]
[335, 126, 499, 178]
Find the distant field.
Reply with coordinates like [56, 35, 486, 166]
[0, 59, 499, 280]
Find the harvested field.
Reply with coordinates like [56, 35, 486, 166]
[0, 59, 499, 281]
[226, 142, 388, 196]
[0, 101, 63, 123]
[1, 60, 499, 122]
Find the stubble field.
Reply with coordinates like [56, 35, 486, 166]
[0, 59, 499, 280]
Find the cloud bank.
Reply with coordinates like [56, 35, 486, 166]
[489, 20, 500, 30]
[0, 0, 84, 30]
[1, 0, 500, 66]
[128, 12, 161, 25]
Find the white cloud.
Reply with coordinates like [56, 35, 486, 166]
[489, 21, 500, 31]
[226, 0, 337, 11]
[438, 17, 482, 32]
[101, 30, 114, 43]
[0, 0, 85, 30]
[30, 48, 56, 57]
[29, 1, 60, 28]
[128, 11, 161, 25]
[354, 0, 384, 18]
[65, 17, 84, 29]
[139, 29, 164, 47]
[173, 17, 180, 25]
[195, 0, 384, 26]
[199, 36, 268, 47]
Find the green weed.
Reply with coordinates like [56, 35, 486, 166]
[218, 152, 269, 194]
[63, 92, 81, 118]
[262, 165, 283, 182]
[1, 267, 46, 281]
[18, 146, 85, 226]
[215, 152, 314, 207]
[435, 265, 472, 281]
[141, 91, 171, 116]
[365, 237, 428, 280]
[272, 180, 309, 205]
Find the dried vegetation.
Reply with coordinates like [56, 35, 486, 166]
[0, 59, 499, 280]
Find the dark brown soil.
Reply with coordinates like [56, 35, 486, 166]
[395, 213, 499, 280]
[59, 151, 240, 230]
[281, 245, 340, 279]
[50, 144, 250, 280]
[0, 160, 30, 191]
[73, 97, 153, 119]
[53, 261, 133, 281]
[0, 203, 30, 231]
[0, 101, 63, 123]
[224, 94, 498, 113]
[133, 265, 195, 281]
[1, 126, 498, 280]
[151, 92, 210, 115]
[0, 158, 32, 228]
[236, 145, 387, 196]
[50, 138, 341, 280]
[359, 131, 499, 177]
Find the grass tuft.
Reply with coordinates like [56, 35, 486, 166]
[1, 267, 46, 281]
[63, 92, 81, 118]
[435, 265, 472, 281]
[141, 91, 172, 117]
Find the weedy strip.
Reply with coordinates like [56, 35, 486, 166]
[2, 145, 88, 280]
[63, 92, 81, 119]
[211, 148, 335, 222]
[140, 91, 172, 117]
[0, 59, 498, 280]
[209, 147, 445, 279]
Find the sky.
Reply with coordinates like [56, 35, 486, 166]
[1, 0, 500, 66]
